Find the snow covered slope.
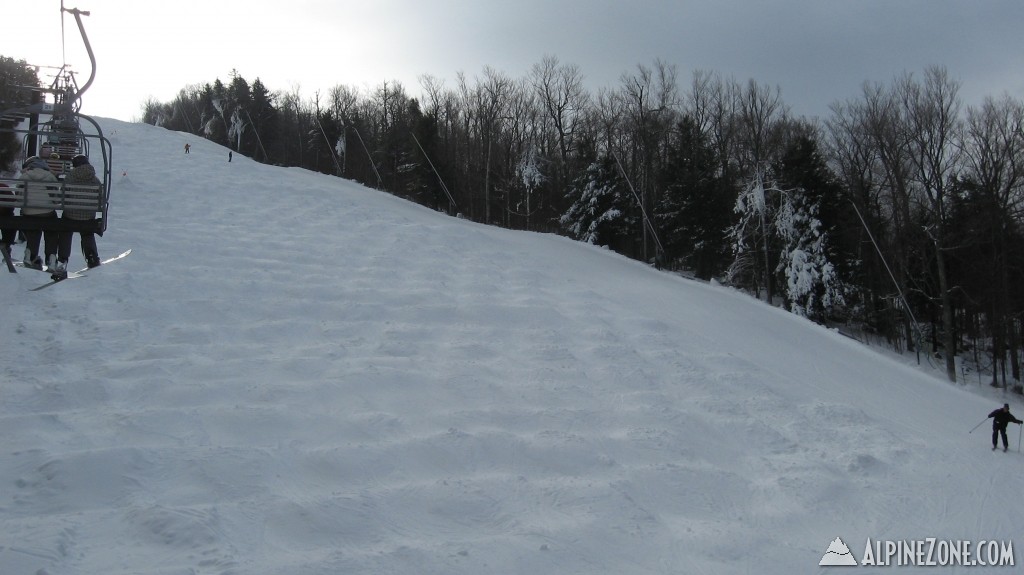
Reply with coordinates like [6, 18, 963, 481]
[1, 119, 1020, 574]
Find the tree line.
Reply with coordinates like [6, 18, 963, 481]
[137, 59, 1024, 389]
[0, 56, 43, 168]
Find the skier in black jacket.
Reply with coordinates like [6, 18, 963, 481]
[989, 403, 1022, 451]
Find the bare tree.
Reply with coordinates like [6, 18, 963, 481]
[529, 55, 589, 172]
[961, 94, 1024, 385]
[735, 79, 787, 173]
[826, 97, 904, 344]
[732, 79, 788, 302]
[329, 84, 360, 122]
[616, 61, 679, 261]
[850, 81, 924, 351]
[686, 71, 740, 177]
[468, 67, 514, 224]
[898, 67, 964, 381]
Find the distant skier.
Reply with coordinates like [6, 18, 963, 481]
[228, 151, 232, 162]
[184, 143, 190, 154]
[988, 403, 1022, 451]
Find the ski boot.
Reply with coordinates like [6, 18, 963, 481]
[23, 249, 42, 270]
[50, 260, 68, 281]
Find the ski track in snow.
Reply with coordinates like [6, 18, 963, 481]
[1, 119, 1022, 574]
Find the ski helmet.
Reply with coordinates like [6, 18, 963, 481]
[22, 156, 49, 171]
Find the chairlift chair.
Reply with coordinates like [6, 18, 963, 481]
[0, 3, 112, 237]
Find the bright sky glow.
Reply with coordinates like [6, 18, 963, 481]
[5, 0, 1023, 121]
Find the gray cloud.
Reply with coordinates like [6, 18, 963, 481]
[390, 0, 1024, 118]
[13, 0, 1021, 121]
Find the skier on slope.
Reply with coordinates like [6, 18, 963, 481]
[988, 403, 1022, 452]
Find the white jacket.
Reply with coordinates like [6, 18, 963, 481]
[20, 166, 59, 216]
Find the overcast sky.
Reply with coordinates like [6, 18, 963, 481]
[7, 0, 1024, 123]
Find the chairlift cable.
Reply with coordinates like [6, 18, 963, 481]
[60, 0, 67, 69]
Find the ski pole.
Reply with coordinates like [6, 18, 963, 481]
[1018, 423, 1021, 453]
[969, 418, 989, 433]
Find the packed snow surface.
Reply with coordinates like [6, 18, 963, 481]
[1, 119, 1021, 574]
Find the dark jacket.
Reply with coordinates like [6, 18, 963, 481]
[989, 408, 1022, 430]
[63, 163, 101, 220]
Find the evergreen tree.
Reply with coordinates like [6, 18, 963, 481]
[315, 109, 339, 173]
[248, 79, 277, 163]
[388, 98, 427, 200]
[407, 104, 453, 212]
[512, 144, 546, 230]
[774, 185, 845, 320]
[560, 145, 632, 247]
[728, 167, 780, 300]
[203, 79, 230, 146]
[0, 56, 41, 170]
[227, 72, 252, 154]
[774, 135, 852, 320]
[656, 116, 733, 279]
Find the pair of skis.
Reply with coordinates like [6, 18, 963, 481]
[17, 249, 132, 291]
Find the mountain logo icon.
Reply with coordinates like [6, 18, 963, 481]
[819, 537, 858, 566]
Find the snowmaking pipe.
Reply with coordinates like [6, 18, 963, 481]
[611, 150, 665, 259]
[411, 132, 458, 214]
[848, 198, 927, 366]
